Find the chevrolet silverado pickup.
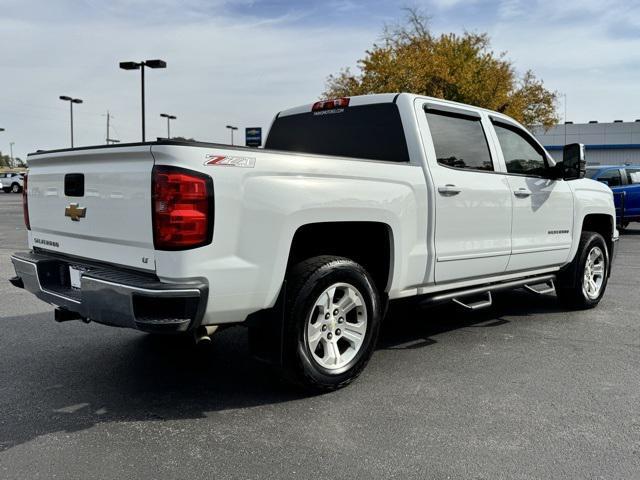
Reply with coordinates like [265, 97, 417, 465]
[10, 93, 618, 390]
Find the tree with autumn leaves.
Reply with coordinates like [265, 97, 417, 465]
[323, 10, 558, 128]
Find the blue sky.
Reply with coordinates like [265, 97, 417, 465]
[1, 0, 639, 159]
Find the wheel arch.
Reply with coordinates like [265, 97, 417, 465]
[561, 213, 615, 286]
[286, 221, 394, 295]
[581, 213, 614, 265]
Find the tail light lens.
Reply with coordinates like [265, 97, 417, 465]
[152, 166, 213, 250]
[23, 173, 30, 230]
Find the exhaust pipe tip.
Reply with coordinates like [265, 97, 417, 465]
[194, 325, 219, 346]
[195, 335, 212, 346]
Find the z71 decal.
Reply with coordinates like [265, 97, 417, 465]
[204, 154, 255, 168]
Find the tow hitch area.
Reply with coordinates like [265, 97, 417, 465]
[54, 307, 85, 323]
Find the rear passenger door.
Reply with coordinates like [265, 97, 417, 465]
[419, 102, 513, 284]
[490, 119, 574, 271]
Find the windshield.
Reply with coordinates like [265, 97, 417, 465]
[585, 168, 600, 179]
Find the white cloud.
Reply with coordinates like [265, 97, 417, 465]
[0, 2, 376, 159]
[485, 0, 640, 122]
[424, 0, 640, 123]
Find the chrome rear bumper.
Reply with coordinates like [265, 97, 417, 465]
[10, 251, 208, 333]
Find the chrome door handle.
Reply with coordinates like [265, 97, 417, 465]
[514, 188, 532, 198]
[438, 184, 461, 196]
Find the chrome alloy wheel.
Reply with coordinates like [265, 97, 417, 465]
[582, 246, 605, 300]
[306, 282, 368, 371]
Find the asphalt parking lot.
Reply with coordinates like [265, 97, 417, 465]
[0, 192, 638, 479]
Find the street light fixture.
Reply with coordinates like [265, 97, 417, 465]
[226, 125, 238, 145]
[160, 113, 177, 139]
[59, 95, 83, 148]
[119, 59, 167, 142]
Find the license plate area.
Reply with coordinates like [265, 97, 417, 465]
[37, 260, 91, 292]
[69, 265, 86, 289]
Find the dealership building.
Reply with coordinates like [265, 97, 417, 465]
[533, 121, 640, 166]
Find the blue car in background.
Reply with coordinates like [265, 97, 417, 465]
[586, 165, 640, 229]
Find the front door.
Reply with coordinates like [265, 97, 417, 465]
[420, 103, 513, 284]
[490, 120, 574, 271]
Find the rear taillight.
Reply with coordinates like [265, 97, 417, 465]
[152, 166, 213, 250]
[312, 97, 350, 112]
[23, 173, 30, 230]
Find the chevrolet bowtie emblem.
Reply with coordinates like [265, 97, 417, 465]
[65, 203, 87, 222]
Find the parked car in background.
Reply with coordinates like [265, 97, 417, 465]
[587, 165, 640, 229]
[0, 172, 24, 193]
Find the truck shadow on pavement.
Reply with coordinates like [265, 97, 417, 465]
[379, 289, 570, 350]
[0, 289, 568, 452]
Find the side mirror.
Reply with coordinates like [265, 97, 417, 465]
[562, 143, 586, 180]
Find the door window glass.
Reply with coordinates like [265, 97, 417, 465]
[426, 110, 493, 171]
[598, 169, 623, 187]
[494, 123, 547, 176]
[626, 168, 640, 184]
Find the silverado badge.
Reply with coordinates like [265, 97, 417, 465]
[65, 203, 87, 222]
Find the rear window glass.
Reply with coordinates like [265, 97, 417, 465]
[265, 103, 410, 162]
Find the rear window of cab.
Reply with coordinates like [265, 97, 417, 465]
[265, 103, 410, 163]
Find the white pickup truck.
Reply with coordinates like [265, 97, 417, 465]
[10, 93, 617, 390]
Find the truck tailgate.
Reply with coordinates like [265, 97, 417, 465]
[26, 146, 156, 271]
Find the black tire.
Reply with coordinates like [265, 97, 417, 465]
[556, 231, 609, 309]
[2, 188, 10, 193]
[11, 183, 21, 193]
[282, 255, 382, 392]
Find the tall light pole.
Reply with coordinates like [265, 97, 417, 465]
[9, 142, 14, 168]
[59, 96, 83, 148]
[226, 125, 238, 145]
[104, 110, 120, 144]
[119, 59, 167, 142]
[160, 113, 176, 139]
[562, 92, 568, 145]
